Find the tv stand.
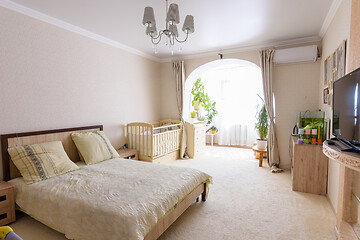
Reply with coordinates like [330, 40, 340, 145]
[330, 137, 360, 153]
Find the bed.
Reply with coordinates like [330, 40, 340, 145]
[127, 120, 183, 163]
[0, 125, 212, 240]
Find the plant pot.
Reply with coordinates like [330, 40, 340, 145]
[193, 101, 201, 111]
[256, 139, 267, 150]
[211, 130, 216, 134]
[190, 112, 197, 118]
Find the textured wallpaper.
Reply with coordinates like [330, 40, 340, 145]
[0, 6, 161, 179]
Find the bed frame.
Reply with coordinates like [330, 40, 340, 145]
[0, 125, 207, 240]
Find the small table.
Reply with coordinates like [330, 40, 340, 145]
[117, 148, 138, 160]
[252, 146, 267, 167]
[206, 132, 218, 146]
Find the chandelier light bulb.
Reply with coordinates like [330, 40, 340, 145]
[142, 7, 156, 27]
[166, 4, 180, 24]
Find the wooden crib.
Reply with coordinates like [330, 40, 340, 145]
[126, 120, 182, 163]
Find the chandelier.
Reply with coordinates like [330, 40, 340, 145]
[142, 0, 195, 54]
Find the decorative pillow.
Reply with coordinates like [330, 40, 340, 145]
[71, 131, 119, 165]
[8, 141, 79, 184]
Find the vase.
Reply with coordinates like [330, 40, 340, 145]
[193, 101, 201, 111]
[256, 139, 267, 150]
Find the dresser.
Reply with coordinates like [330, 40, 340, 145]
[185, 121, 206, 158]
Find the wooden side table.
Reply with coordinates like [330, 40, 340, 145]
[252, 146, 267, 167]
[117, 148, 138, 160]
[206, 132, 218, 146]
[0, 181, 15, 225]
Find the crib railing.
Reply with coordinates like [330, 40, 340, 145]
[126, 120, 182, 161]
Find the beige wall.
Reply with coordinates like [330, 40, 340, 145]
[273, 59, 321, 169]
[160, 48, 321, 169]
[319, 0, 352, 213]
[0, 7, 161, 179]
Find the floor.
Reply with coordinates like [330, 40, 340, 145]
[9, 146, 336, 240]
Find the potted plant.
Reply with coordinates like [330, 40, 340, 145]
[191, 77, 218, 123]
[210, 126, 218, 134]
[191, 78, 206, 110]
[204, 101, 218, 124]
[255, 100, 268, 150]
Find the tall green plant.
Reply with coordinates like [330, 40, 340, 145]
[255, 97, 268, 140]
[204, 102, 218, 124]
[191, 78, 208, 106]
[191, 77, 218, 124]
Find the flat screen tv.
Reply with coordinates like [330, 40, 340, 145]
[333, 67, 360, 151]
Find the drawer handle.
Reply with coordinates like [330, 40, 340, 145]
[0, 195, 6, 202]
[0, 213, 7, 220]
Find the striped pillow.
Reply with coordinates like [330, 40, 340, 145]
[71, 131, 119, 165]
[8, 141, 79, 184]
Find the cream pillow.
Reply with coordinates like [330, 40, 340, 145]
[8, 141, 79, 184]
[71, 131, 119, 165]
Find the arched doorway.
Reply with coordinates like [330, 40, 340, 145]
[184, 59, 263, 147]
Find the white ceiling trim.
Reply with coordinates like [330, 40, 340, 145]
[319, 0, 343, 37]
[0, 0, 161, 62]
[160, 35, 321, 63]
[1, 0, 332, 63]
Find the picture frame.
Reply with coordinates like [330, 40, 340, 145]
[327, 92, 333, 106]
[336, 40, 346, 80]
[323, 88, 329, 104]
[328, 75, 333, 90]
[324, 58, 328, 86]
[326, 56, 333, 87]
[332, 51, 337, 73]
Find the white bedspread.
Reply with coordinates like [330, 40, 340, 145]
[9, 158, 212, 240]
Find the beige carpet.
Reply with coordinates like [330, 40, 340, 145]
[9, 146, 336, 240]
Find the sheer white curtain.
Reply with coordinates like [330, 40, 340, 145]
[201, 64, 263, 147]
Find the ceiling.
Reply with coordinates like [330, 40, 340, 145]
[5, 0, 336, 60]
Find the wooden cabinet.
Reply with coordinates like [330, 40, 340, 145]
[291, 141, 328, 195]
[0, 181, 15, 225]
[185, 121, 206, 158]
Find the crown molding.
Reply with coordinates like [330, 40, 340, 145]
[319, 0, 343, 38]
[160, 35, 321, 63]
[1, 0, 333, 63]
[0, 0, 161, 62]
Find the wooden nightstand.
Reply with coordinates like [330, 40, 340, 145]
[0, 181, 15, 225]
[117, 149, 138, 160]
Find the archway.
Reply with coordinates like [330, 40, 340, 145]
[184, 59, 263, 147]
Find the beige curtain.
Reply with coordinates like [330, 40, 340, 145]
[173, 61, 188, 158]
[259, 49, 282, 172]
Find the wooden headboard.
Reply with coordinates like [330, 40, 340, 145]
[0, 125, 103, 181]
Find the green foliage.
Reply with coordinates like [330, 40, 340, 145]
[210, 126, 218, 131]
[302, 118, 323, 129]
[191, 78, 207, 106]
[204, 102, 218, 124]
[255, 96, 269, 140]
[191, 77, 218, 124]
